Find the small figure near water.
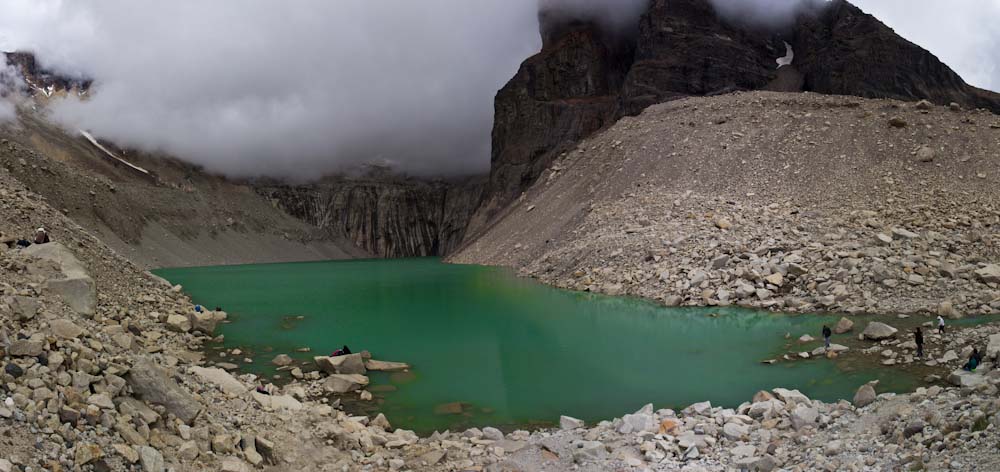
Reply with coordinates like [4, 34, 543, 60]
[915, 327, 924, 358]
[963, 348, 982, 372]
[331, 345, 352, 357]
[33, 227, 50, 245]
[937, 315, 946, 334]
[194, 305, 203, 313]
[822, 325, 832, 349]
[255, 384, 272, 395]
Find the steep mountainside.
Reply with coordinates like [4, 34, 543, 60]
[256, 176, 483, 258]
[467, 0, 1000, 238]
[452, 92, 1000, 317]
[0, 112, 367, 268]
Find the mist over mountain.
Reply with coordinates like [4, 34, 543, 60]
[0, 62, 22, 121]
[1, 0, 998, 179]
[0, 0, 543, 179]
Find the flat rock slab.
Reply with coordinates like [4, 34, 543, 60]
[20, 243, 96, 316]
[323, 374, 369, 394]
[948, 369, 986, 388]
[50, 319, 84, 339]
[364, 359, 410, 372]
[189, 366, 248, 396]
[126, 357, 201, 424]
[9, 339, 44, 357]
[250, 392, 302, 411]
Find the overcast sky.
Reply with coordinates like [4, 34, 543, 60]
[0, 0, 997, 180]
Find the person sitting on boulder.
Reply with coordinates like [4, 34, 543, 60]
[255, 384, 271, 395]
[331, 345, 352, 357]
[33, 227, 50, 245]
[963, 348, 982, 372]
[822, 325, 832, 348]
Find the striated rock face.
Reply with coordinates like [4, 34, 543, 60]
[470, 0, 1000, 235]
[256, 176, 483, 258]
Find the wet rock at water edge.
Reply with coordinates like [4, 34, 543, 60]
[853, 382, 877, 408]
[834, 317, 854, 334]
[560, 415, 585, 430]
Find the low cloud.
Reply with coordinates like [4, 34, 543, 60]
[539, 0, 649, 35]
[0, 62, 23, 122]
[708, 0, 831, 30]
[0, 0, 544, 179]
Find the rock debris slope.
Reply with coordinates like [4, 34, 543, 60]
[452, 92, 1000, 318]
[1, 112, 366, 268]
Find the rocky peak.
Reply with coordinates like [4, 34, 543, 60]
[466, 0, 1000, 237]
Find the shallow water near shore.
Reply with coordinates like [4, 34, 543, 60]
[155, 258, 920, 433]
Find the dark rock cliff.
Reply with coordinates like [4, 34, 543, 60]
[3, 51, 91, 96]
[468, 0, 1000, 237]
[256, 177, 483, 258]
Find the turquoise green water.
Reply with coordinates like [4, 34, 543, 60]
[155, 258, 916, 433]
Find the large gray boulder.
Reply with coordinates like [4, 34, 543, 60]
[20, 243, 97, 316]
[188, 311, 223, 335]
[790, 404, 819, 431]
[126, 358, 201, 424]
[833, 317, 854, 334]
[976, 265, 1000, 284]
[987, 333, 1000, 359]
[3, 296, 39, 320]
[322, 374, 369, 393]
[50, 319, 84, 340]
[948, 369, 986, 388]
[771, 388, 811, 406]
[862, 322, 898, 341]
[853, 382, 877, 408]
[560, 415, 584, 430]
[314, 353, 366, 375]
[136, 446, 164, 472]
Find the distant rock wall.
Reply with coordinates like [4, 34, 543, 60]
[256, 177, 483, 258]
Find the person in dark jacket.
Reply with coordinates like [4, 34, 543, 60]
[915, 327, 924, 358]
[963, 348, 982, 371]
[331, 345, 352, 357]
[822, 325, 832, 349]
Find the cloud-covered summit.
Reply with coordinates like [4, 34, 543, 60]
[0, 0, 996, 180]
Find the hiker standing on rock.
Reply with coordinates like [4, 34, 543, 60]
[822, 325, 832, 349]
[915, 327, 924, 358]
[937, 315, 946, 335]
